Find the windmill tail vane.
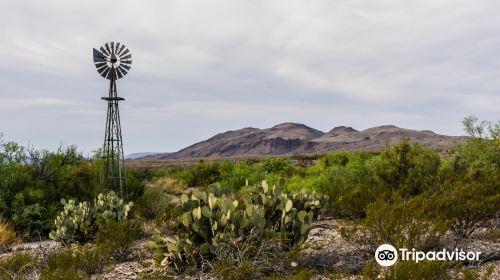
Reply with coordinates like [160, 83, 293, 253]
[93, 42, 132, 198]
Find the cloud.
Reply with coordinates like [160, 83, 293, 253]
[0, 0, 499, 153]
[0, 98, 68, 109]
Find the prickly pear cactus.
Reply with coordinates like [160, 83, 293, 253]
[94, 191, 134, 221]
[49, 191, 134, 243]
[49, 198, 92, 242]
[149, 180, 328, 272]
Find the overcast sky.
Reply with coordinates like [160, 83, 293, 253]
[0, 0, 499, 154]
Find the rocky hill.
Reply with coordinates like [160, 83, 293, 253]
[140, 123, 466, 160]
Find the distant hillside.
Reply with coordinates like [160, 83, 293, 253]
[139, 123, 466, 160]
[125, 152, 163, 159]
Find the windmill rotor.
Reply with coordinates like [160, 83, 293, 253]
[93, 42, 132, 80]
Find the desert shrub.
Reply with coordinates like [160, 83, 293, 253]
[341, 195, 447, 253]
[454, 264, 495, 280]
[430, 174, 500, 239]
[149, 176, 187, 195]
[0, 217, 16, 252]
[75, 244, 114, 276]
[374, 140, 441, 198]
[40, 269, 84, 280]
[219, 161, 268, 191]
[135, 186, 175, 220]
[212, 260, 256, 280]
[258, 158, 294, 176]
[96, 219, 143, 261]
[148, 180, 327, 272]
[459, 116, 499, 166]
[11, 199, 54, 237]
[42, 244, 113, 278]
[0, 138, 110, 238]
[384, 260, 453, 280]
[330, 182, 376, 219]
[304, 141, 444, 219]
[207, 231, 296, 279]
[427, 116, 500, 239]
[266, 268, 317, 280]
[0, 252, 39, 280]
[49, 191, 134, 242]
[285, 151, 377, 219]
[139, 269, 175, 280]
[485, 230, 500, 242]
[179, 161, 223, 187]
[124, 171, 146, 202]
[358, 259, 381, 280]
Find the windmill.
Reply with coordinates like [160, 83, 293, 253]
[93, 42, 132, 197]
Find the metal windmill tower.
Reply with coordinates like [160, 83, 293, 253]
[92, 42, 132, 197]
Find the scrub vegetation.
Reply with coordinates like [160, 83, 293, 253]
[0, 116, 498, 279]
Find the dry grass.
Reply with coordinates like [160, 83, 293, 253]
[0, 217, 16, 252]
[149, 177, 187, 195]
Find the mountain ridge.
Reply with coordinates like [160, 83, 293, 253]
[138, 123, 466, 160]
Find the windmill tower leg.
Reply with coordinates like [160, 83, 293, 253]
[102, 74, 126, 197]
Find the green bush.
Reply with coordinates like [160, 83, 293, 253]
[266, 268, 317, 280]
[40, 269, 85, 280]
[207, 230, 296, 279]
[0, 252, 39, 279]
[124, 171, 146, 202]
[454, 264, 495, 280]
[0, 139, 106, 238]
[374, 140, 441, 197]
[212, 259, 257, 280]
[135, 186, 175, 220]
[41, 244, 113, 278]
[384, 260, 453, 280]
[431, 174, 500, 239]
[341, 195, 447, 252]
[96, 219, 143, 261]
[460, 116, 499, 167]
[179, 161, 223, 188]
[259, 158, 294, 176]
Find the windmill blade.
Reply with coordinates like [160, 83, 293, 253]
[93, 48, 106, 63]
[120, 48, 130, 57]
[119, 63, 131, 71]
[120, 54, 132, 61]
[104, 43, 112, 56]
[115, 42, 121, 55]
[120, 59, 132, 65]
[96, 63, 108, 73]
[105, 68, 115, 80]
[118, 65, 129, 75]
[100, 46, 109, 56]
[116, 67, 124, 79]
[117, 44, 126, 56]
[100, 67, 110, 79]
[110, 42, 115, 54]
[94, 61, 107, 67]
[94, 62, 107, 70]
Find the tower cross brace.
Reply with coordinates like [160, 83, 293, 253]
[101, 65, 126, 197]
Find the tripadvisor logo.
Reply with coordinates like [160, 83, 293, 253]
[374, 244, 481, 267]
[375, 244, 398, 266]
